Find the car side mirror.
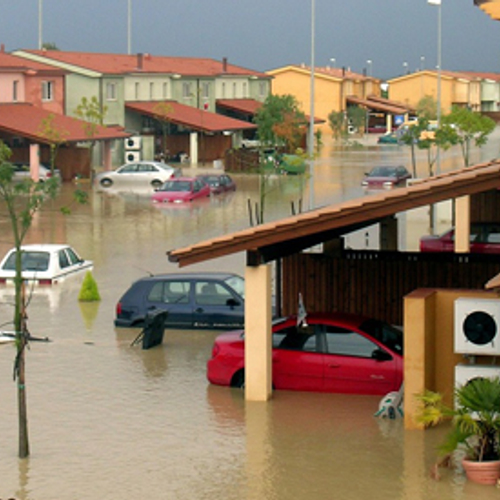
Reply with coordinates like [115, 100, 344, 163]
[226, 298, 240, 308]
[372, 349, 393, 362]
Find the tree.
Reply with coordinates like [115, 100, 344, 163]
[346, 106, 367, 135]
[73, 96, 108, 173]
[328, 110, 345, 141]
[439, 106, 496, 167]
[416, 95, 439, 120]
[0, 141, 59, 458]
[254, 94, 306, 151]
[38, 113, 69, 176]
[41, 42, 59, 50]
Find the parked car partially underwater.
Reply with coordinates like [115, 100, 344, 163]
[95, 161, 181, 189]
[115, 272, 246, 328]
[361, 166, 411, 189]
[196, 174, 236, 194]
[207, 312, 403, 395]
[0, 244, 93, 285]
[12, 162, 61, 182]
[420, 222, 500, 254]
[151, 177, 211, 203]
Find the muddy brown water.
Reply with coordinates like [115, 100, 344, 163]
[1, 140, 499, 499]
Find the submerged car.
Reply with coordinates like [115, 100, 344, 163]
[196, 174, 236, 194]
[115, 272, 246, 328]
[420, 222, 500, 253]
[95, 161, 181, 189]
[207, 312, 403, 395]
[0, 244, 93, 285]
[377, 132, 399, 145]
[361, 165, 411, 189]
[12, 162, 61, 182]
[151, 177, 211, 203]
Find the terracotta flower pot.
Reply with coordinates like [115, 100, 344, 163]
[462, 458, 500, 485]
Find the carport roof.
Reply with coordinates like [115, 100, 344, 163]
[125, 100, 257, 133]
[168, 160, 500, 267]
[346, 95, 412, 115]
[0, 103, 130, 143]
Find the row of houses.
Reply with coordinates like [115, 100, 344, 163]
[1, 45, 500, 179]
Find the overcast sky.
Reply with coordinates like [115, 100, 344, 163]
[1, 0, 499, 79]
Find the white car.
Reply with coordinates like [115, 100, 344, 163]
[0, 244, 93, 285]
[12, 162, 61, 182]
[95, 161, 181, 189]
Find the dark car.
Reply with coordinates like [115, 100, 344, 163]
[361, 165, 411, 189]
[377, 132, 399, 144]
[115, 272, 246, 329]
[420, 222, 500, 253]
[207, 312, 403, 395]
[196, 174, 236, 194]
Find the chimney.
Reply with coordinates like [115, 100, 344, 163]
[0, 44, 4, 53]
[137, 53, 143, 70]
[342, 66, 346, 76]
[222, 57, 227, 72]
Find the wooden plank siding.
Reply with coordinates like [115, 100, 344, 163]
[281, 250, 500, 325]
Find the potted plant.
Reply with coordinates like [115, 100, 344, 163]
[415, 376, 500, 485]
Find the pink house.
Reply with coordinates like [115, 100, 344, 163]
[0, 47, 65, 114]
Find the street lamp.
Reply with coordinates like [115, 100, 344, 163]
[420, 55, 425, 71]
[127, 0, 132, 54]
[330, 57, 336, 68]
[308, 0, 315, 210]
[38, 0, 43, 49]
[403, 61, 408, 74]
[366, 59, 372, 77]
[428, 0, 442, 174]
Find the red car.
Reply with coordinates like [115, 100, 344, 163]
[196, 174, 236, 194]
[361, 165, 411, 189]
[420, 223, 500, 253]
[207, 312, 403, 395]
[151, 177, 211, 203]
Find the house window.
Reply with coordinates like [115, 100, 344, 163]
[42, 81, 54, 101]
[162, 82, 168, 99]
[182, 82, 192, 99]
[149, 82, 154, 100]
[13, 80, 19, 102]
[135, 82, 140, 100]
[106, 82, 117, 101]
[201, 82, 210, 100]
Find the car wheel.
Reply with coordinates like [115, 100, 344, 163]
[151, 180, 163, 188]
[231, 370, 245, 389]
[100, 178, 113, 187]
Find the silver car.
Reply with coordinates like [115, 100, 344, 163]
[95, 161, 181, 189]
[12, 162, 61, 182]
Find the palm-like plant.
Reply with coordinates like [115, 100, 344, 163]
[416, 377, 500, 462]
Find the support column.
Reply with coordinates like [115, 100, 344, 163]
[189, 132, 198, 166]
[29, 143, 40, 182]
[454, 195, 470, 253]
[244, 264, 272, 402]
[103, 140, 112, 172]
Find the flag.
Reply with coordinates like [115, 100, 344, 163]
[297, 293, 307, 326]
[428, 0, 441, 5]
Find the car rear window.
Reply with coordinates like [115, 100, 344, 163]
[2, 251, 50, 272]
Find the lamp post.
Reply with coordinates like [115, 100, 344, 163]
[403, 61, 408, 74]
[366, 59, 372, 77]
[330, 57, 336, 68]
[38, 0, 43, 49]
[420, 55, 425, 71]
[308, 0, 315, 210]
[127, 0, 132, 54]
[428, 0, 442, 174]
[365, 60, 372, 135]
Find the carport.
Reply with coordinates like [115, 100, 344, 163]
[0, 103, 130, 180]
[168, 160, 500, 403]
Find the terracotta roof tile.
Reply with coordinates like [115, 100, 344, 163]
[0, 51, 65, 74]
[0, 103, 130, 143]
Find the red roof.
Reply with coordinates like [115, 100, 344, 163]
[0, 103, 130, 143]
[125, 101, 256, 133]
[0, 51, 65, 75]
[21, 50, 269, 78]
[216, 99, 263, 115]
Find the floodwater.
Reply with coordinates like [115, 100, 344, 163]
[1, 137, 500, 499]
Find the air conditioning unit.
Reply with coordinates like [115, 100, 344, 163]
[125, 151, 141, 163]
[125, 136, 141, 150]
[454, 297, 500, 355]
[455, 363, 500, 389]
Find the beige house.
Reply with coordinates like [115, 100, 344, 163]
[387, 70, 482, 113]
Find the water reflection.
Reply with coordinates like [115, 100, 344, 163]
[0, 139, 499, 499]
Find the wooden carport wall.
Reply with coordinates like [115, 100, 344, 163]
[168, 161, 500, 403]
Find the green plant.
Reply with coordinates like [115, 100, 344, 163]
[415, 377, 500, 462]
[78, 271, 101, 302]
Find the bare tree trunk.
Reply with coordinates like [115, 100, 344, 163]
[17, 282, 29, 458]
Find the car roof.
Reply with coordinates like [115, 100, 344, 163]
[134, 272, 242, 283]
[18, 244, 71, 252]
[166, 177, 197, 182]
[274, 311, 370, 329]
